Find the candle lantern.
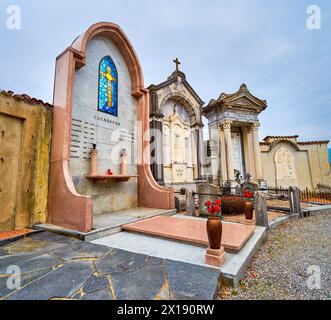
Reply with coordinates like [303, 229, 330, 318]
[89, 144, 98, 176]
[120, 149, 128, 176]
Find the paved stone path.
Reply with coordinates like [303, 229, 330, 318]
[0, 232, 220, 300]
[218, 212, 331, 300]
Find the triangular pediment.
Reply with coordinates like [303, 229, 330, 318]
[220, 84, 267, 112]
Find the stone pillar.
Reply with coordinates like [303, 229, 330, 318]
[185, 189, 196, 216]
[289, 187, 295, 214]
[219, 124, 228, 185]
[242, 126, 255, 179]
[195, 126, 203, 181]
[252, 122, 263, 181]
[255, 192, 269, 227]
[295, 188, 303, 218]
[150, 119, 164, 184]
[290, 187, 303, 218]
[222, 120, 235, 182]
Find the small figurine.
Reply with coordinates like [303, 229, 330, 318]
[107, 169, 114, 176]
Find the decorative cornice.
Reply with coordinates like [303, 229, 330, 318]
[150, 112, 164, 119]
[202, 83, 267, 116]
[191, 121, 204, 129]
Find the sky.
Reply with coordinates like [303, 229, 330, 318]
[0, 0, 330, 147]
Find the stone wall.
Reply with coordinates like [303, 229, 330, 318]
[0, 91, 52, 231]
[260, 138, 331, 189]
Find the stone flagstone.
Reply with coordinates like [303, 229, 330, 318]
[0, 231, 223, 300]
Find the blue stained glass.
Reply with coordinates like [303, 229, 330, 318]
[98, 56, 118, 117]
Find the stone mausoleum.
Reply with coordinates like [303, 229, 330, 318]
[202, 84, 331, 190]
[148, 61, 206, 194]
[47, 23, 174, 233]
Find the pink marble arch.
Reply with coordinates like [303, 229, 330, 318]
[48, 22, 175, 233]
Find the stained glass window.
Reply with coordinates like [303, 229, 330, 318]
[98, 56, 118, 117]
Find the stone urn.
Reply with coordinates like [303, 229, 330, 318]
[206, 217, 222, 250]
[244, 201, 254, 220]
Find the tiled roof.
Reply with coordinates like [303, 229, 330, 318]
[260, 136, 329, 146]
[263, 135, 299, 141]
[297, 141, 329, 145]
[0, 90, 52, 108]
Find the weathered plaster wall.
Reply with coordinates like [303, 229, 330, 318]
[299, 143, 331, 187]
[70, 35, 138, 215]
[0, 92, 52, 231]
[260, 140, 331, 189]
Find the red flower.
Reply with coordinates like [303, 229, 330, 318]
[215, 199, 221, 206]
[244, 190, 253, 198]
[208, 207, 214, 214]
[205, 200, 212, 207]
[214, 205, 220, 213]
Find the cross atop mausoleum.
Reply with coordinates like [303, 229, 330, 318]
[173, 58, 181, 72]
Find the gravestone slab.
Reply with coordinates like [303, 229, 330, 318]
[185, 189, 195, 216]
[255, 192, 269, 227]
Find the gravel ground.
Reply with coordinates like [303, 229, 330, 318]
[218, 212, 331, 300]
[266, 199, 314, 209]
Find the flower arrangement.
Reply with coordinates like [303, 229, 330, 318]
[205, 199, 222, 219]
[243, 189, 254, 200]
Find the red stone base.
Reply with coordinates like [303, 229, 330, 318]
[205, 247, 226, 267]
[244, 218, 256, 226]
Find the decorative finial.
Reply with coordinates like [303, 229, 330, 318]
[173, 58, 181, 72]
[239, 84, 248, 92]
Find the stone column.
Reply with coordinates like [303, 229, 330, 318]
[195, 126, 202, 181]
[218, 124, 228, 184]
[222, 120, 235, 182]
[150, 119, 164, 184]
[185, 189, 196, 216]
[255, 192, 269, 227]
[252, 122, 263, 181]
[242, 126, 256, 179]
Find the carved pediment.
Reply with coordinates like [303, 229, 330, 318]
[203, 84, 267, 116]
[221, 86, 267, 112]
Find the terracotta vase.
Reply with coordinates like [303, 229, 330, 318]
[245, 201, 254, 220]
[206, 217, 222, 250]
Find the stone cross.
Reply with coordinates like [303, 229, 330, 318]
[254, 192, 269, 227]
[173, 58, 181, 72]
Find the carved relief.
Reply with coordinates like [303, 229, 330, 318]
[274, 147, 297, 187]
[163, 124, 170, 136]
